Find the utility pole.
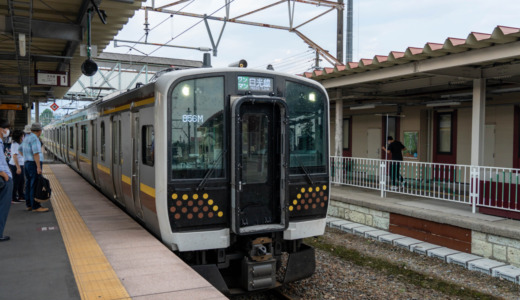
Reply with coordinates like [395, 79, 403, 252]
[337, 0, 344, 64]
[346, 0, 353, 63]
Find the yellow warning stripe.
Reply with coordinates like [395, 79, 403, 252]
[102, 97, 155, 115]
[45, 165, 130, 300]
[122, 174, 131, 185]
[79, 156, 91, 163]
[140, 182, 156, 198]
[97, 163, 110, 175]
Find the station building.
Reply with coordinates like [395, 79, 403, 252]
[306, 25, 520, 168]
[304, 26, 520, 269]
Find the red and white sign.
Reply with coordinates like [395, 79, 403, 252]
[50, 103, 59, 111]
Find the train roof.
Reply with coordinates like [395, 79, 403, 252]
[44, 67, 327, 129]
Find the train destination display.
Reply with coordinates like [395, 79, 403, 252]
[237, 76, 273, 92]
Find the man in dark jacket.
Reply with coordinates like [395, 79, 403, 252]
[382, 136, 406, 190]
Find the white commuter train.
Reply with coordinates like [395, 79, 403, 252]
[43, 65, 330, 294]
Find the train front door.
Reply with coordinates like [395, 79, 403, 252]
[232, 98, 288, 234]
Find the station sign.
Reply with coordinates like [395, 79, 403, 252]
[36, 70, 70, 87]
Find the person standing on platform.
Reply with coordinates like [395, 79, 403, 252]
[20, 122, 48, 212]
[9, 130, 25, 204]
[0, 119, 14, 241]
[382, 136, 406, 190]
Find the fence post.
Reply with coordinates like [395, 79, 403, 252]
[380, 161, 386, 198]
[470, 166, 480, 214]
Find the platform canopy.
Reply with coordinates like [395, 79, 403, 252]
[0, 0, 145, 107]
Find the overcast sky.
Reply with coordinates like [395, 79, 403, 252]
[102, 0, 520, 74]
[43, 0, 520, 114]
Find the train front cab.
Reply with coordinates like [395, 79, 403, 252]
[157, 70, 329, 293]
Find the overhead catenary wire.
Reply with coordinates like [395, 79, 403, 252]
[271, 53, 315, 69]
[252, 49, 314, 69]
[124, 0, 196, 55]
[276, 59, 315, 74]
[276, 58, 315, 72]
[136, 0, 237, 62]
[274, 56, 315, 70]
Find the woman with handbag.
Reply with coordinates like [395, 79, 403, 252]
[0, 119, 14, 241]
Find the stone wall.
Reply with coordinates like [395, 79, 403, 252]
[329, 199, 520, 268]
[472, 232, 520, 268]
[328, 199, 390, 230]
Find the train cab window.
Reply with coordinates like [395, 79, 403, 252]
[142, 125, 154, 166]
[69, 127, 74, 149]
[285, 81, 327, 174]
[170, 76, 224, 179]
[80, 125, 88, 154]
[100, 122, 105, 161]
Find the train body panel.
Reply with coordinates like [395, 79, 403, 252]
[43, 67, 330, 293]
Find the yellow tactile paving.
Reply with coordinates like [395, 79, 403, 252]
[45, 165, 131, 300]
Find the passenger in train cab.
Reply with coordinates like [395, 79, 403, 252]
[382, 136, 406, 190]
[19, 123, 48, 212]
[0, 119, 14, 241]
[9, 130, 25, 204]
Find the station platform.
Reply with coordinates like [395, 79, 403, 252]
[0, 164, 226, 300]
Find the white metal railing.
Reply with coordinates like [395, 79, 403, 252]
[478, 166, 520, 212]
[330, 156, 520, 215]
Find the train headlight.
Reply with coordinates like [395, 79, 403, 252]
[182, 85, 190, 97]
[309, 92, 316, 102]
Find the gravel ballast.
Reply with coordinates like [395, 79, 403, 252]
[233, 228, 520, 299]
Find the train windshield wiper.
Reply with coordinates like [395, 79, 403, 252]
[294, 156, 315, 186]
[196, 151, 225, 191]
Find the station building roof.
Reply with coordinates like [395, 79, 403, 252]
[304, 26, 520, 108]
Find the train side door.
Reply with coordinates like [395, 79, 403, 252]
[111, 116, 124, 205]
[131, 113, 143, 219]
[74, 124, 80, 170]
[91, 120, 98, 184]
[231, 97, 288, 234]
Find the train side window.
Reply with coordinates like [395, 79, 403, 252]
[142, 125, 154, 166]
[69, 127, 74, 149]
[100, 122, 105, 161]
[80, 125, 88, 154]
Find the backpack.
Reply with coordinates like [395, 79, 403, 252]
[34, 175, 52, 202]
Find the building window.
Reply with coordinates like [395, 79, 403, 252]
[100, 122, 105, 161]
[438, 113, 452, 154]
[69, 127, 74, 149]
[342, 118, 350, 150]
[142, 125, 154, 166]
[80, 125, 88, 154]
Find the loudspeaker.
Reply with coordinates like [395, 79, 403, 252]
[81, 59, 98, 76]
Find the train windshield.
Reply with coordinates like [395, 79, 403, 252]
[170, 77, 225, 179]
[286, 81, 327, 174]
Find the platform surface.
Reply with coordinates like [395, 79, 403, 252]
[0, 164, 226, 300]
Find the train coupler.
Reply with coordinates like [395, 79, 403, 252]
[241, 236, 276, 291]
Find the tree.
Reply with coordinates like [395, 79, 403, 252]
[40, 109, 54, 126]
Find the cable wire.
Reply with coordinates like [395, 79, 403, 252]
[124, 0, 196, 54]
[38, 0, 75, 23]
[252, 49, 313, 68]
[137, 0, 237, 61]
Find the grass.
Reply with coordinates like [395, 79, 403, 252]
[305, 236, 503, 300]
